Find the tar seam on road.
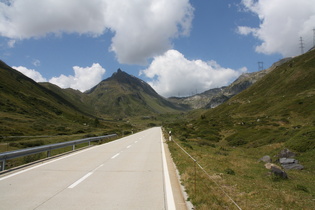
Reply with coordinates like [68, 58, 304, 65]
[160, 130, 176, 210]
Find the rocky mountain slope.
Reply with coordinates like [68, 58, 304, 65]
[170, 57, 292, 109]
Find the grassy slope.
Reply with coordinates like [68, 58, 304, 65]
[40, 82, 94, 116]
[86, 76, 183, 118]
[0, 61, 118, 137]
[165, 50, 315, 209]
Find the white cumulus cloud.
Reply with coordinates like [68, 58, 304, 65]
[0, 0, 194, 65]
[238, 0, 315, 57]
[13, 66, 47, 82]
[140, 50, 247, 97]
[49, 63, 106, 92]
[14, 63, 106, 92]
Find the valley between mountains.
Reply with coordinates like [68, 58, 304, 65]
[1, 49, 315, 209]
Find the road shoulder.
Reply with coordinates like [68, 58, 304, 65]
[163, 138, 194, 210]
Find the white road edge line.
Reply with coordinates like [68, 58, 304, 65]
[160, 130, 176, 210]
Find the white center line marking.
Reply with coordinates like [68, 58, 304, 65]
[127, 145, 132, 149]
[135, 141, 138, 143]
[68, 163, 104, 189]
[68, 172, 92, 189]
[111, 153, 120, 159]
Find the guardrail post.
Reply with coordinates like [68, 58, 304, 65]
[194, 159, 197, 196]
[47, 150, 51, 158]
[1, 160, 5, 171]
[72, 144, 75, 151]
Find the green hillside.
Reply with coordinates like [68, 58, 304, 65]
[86, 69, 187, 118]
[164, 50, 315, 209]
[170, 49, 315, 152]
[0, 61, 109, 136]
[40, 82, 94, 116]
[0, 63, 187, 138]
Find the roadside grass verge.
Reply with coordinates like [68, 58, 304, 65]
[166, 133, 315, 209]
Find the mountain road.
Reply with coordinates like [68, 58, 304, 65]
[0, 127, 184, 209]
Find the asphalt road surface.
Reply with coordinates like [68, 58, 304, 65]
[0, 127, 177, 209]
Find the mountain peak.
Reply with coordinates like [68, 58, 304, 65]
[109, 68, 138, 84]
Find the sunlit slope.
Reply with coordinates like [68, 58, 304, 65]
[86, 69, 188, 118]
[175, 50, 315, 152]
[0, 61, 94, 136]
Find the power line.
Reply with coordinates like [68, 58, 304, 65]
[299, 37, 304, 54]
[258, 62, 264, 71]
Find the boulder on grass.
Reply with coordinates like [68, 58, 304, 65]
[270, 166, 288, 179]
[259, 155, 272, 163]
[278, 148, 295, 158]
[279, 158, 304, 170]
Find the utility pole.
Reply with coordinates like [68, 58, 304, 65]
[299, 37, 304, 54]
[258, 62, 264, 71]
[313, 28, 315, 47]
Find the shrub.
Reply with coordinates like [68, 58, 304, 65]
[23, 153, 43, 163]
[182, 142, 193, 150]
[224, 168, 235, 175]
[17, 140, 45, 148]
[295, 185, 309, 193]
[285, 127, 315, 152]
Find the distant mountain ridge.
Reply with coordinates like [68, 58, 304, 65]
[170, 57, 292, 109]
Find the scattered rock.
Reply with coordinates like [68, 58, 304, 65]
[270, 166, 288, 179]
[278, 148, 296, 158]
[279, 158, 304, 170]
[259, 155, 272, 163]
[279, 158, 296, 164]
[265, 163, 281, 170]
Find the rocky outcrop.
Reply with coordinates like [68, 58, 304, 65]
[171, 57, 293, 110]
[205, 58, 292, 108]
[279, 158, 304, 170]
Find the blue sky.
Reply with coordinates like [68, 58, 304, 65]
[1, 0, 314, 97]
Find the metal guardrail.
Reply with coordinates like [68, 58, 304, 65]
[0, 134, 117, 171]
